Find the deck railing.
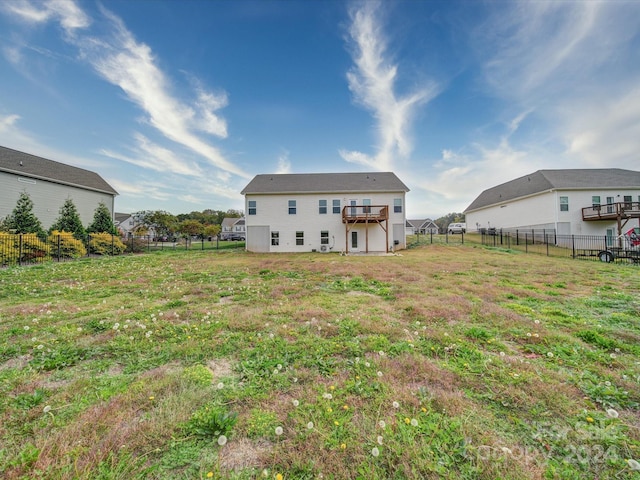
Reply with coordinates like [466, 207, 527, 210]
[582, 201, 640, 221]
[341, 205, 389, 223]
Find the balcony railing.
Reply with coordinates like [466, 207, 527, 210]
[341, 205, 389, 223]
[582, 201, 640, 221]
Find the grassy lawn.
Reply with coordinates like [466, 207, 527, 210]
[1, 244, 639, 479]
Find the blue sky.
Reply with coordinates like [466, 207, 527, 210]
[1, 0, 639, 219]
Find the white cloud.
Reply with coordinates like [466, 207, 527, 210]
[0, 113, 21, 131]
[276, 150, 291, 174]
[100, 133, 203, 177]
[341, 1, 437, 171]
[1, 0, 90, 35]
[476, 0, 640, 168]
[2, 0, 249, 180]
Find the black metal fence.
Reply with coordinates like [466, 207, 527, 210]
[480, 230, 640, 264]
[407, 231, 466, 247]
[0, 233, 245, 267]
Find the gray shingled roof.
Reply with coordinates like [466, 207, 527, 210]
[241, 172, 409, 195]
[465, 169, 640, 212]
[0, 145, 118, 195]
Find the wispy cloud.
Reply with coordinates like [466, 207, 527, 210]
[340, 1, 438, 171]
[476, 0, 640, 168]
[276, 150, 291, 174]
[100, 133, 203, 177]
[0, 0, 90, 35]
[2, 0, 250, 180]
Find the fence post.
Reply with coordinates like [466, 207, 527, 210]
[525, 233, 528, 253]
[516, 230, 519, 246]
[572, 235, 575, 258]
[18, 234, 23, 266]
[57, 234, 61, 262]
[546, 233, 549, 256]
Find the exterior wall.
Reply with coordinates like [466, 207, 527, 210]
[466, 188, 640, 235]
[244, 191, 406, 253]
[0, 171, 115, 229]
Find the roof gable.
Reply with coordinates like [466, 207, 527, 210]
[0, 145, 118, 195]
[241, 172, 409, 195]
[465, 168, 640, 212]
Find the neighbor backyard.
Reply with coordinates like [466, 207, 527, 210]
[0, 243, 638, 479]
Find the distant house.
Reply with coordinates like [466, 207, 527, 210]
[241, 172, 409, 253]
[406, 219, 439, 235]
[220, 217, 246, 240]
[464, 169, 640, 237]
[0, 146, 117, 229]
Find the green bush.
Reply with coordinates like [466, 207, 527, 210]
[48, 230, 87, 258]
[89, 233, 127, 255]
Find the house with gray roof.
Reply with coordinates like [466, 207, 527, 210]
[464, 169, 640, 237]
[241, 172, 409, 253]
[0, 146, 118, 229]
[406, 219, 439, 235]
[220, 216, 245, 240]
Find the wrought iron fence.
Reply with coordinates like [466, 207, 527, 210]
[0, 233, 245, 267]
[480, 229, 640, 264]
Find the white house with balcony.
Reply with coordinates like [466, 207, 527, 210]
[240, 172, 410, 253]
[464, 169, 640, 238]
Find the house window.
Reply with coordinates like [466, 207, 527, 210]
[319, 199, 327, 214]
[560, 196, 569, 212]
[624, 195, 632, 208]
[363, 198, 371, 214]
[271, 231, 279, 246]
[296, 231, 304, 246]
[320, 230, 329, 245]
[333, 199, 341, 214]
[289, 200, 297, 215]
[394, 198, 402, 213]
[592, 196, 601, 208]
[248, 200, 257, 215]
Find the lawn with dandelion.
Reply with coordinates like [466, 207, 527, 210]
[0, 245, 639, 479]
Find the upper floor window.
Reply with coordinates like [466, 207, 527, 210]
[320, 230, 329, 245]
[248, 200, 257, 215]
[296, 231, 304, 246]
[560, 196, 569, 212]
[592, 196, 601, 208]
[394, 198, 402, 213]
[363, 198, 371, 214]
[289, 200, 297, 215]
[319, 199, 327, 214]
[333, 199, 341, 214]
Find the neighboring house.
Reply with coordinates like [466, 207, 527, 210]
[115, 212, 138, 237]
[241, 172, 409, 253]
[220, 217, 246, 240]
[406, 219, 439, 235]
[0, 145, 117, 229]
[464, 169, 640, 237]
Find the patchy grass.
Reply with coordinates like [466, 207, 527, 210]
[0, 245, 639, 479]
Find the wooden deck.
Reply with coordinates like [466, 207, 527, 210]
[582, 201, 640, 236]
[582, 201, 640, 221]
[341, 205, 389, 223]
[341, 205, 390, 253]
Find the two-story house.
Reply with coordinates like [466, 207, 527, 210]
[1, 145, 118, 229]
[464, 169, 640, 238]
[241, 172, 410, 253]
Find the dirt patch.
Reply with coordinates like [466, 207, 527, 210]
[207, 358, 233, 379]
[219, 437, 272, 472]
[0, 354, 31, 371]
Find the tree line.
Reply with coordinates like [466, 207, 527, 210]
[129, 209, 242, 241]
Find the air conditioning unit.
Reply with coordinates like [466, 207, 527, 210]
[320, 245, 328, 252]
